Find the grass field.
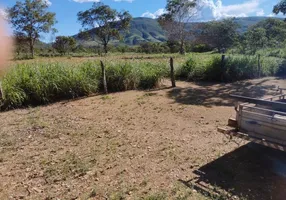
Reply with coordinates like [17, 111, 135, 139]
[1, 52, 285, 110]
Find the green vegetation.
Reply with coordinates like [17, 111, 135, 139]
[73, 17, 271, 48]
[126, 18, 166, 45]
[8, 0, 57, 58]
[176, 54, 285, 82]
[273, 0, 286, 16]
[198, 18, 239, 52]
[77, 2, 132, 54]
[0, 61, 167, 109]
[52, 36, 76, 55]
[4, 0, 286, 110]
[158, 0, 198, 54]
[12, 16, 285, 57]
[1, 62, 99, 108]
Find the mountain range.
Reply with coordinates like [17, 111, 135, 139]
[74, 16, 280, 46]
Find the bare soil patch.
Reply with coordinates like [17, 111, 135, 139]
[0, 77, 286, 200]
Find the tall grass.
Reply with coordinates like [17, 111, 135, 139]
[1, 62, 100, 108]
[177, 54, 286, 82]
[0, 61, 167, 109]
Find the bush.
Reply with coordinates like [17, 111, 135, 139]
[276, 60, 286, 77]
[204, 56, 222, 81]
[176, 57, 196, 79]
[192, 44, 212, 53]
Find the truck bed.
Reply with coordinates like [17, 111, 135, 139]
[219, 94, 286, 151]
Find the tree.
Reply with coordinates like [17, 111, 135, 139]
[253, 18, 286, 46]
[245, 27, 268, 55]
[273, 0, 286, 16]
[53, 36, 76, 55]
[14, 32, 30, 56]
[77, 2, 132, 54]
[197, 18, 239, 52]
[8, 0, 57, 58]
[158, 0, 198, 54]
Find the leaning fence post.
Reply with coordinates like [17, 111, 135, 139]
[170, 57, 176, 87]
[100, 60, 108, 94]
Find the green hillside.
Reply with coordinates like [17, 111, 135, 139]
[74, 16, 282, 46]
[74, 17, 166, 46]
[234, 16, 274, 33]
[124, 17, 166, 45]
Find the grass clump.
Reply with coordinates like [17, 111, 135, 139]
[105, 62, 140, 92]
[138, 62, 168, 89]
[104, 61, 167, 91]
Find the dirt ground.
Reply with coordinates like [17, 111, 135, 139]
[1, 77, 286, 200]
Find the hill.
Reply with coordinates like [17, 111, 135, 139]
[234, 16, 273, 33]
[74, 16, 281, 46]
[74, 17, 166, 46]
[124, 17, 166, 45]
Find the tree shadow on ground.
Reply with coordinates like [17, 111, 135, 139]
[167, 79, 279, 107]
[180, 143, 286, 200]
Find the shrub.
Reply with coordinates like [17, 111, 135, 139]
[204, 56, 222, 81]
[176, 57, 196, 80]
[192, 44, 212, 53]
[276, 60, 286, 77]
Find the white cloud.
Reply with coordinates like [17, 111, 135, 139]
[141, 0, 266, 21]
[141, 8, 165, 19]
[73, 0, 134, 2]
[199, 0, 264, 20]
[42, 0, 52, 6]
[72, 0, 100, 2]
[114, 0, 134, 2]
[256, 9, 264, 16]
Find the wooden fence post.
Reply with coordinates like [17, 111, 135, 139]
[100, 60, 108, 94]
[170, 57, 176, 87]
[258, 54, 261, 78]
[221, 54, 226, 82]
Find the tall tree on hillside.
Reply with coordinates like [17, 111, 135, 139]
[197, 18, 239, 52]
[77, 2, 132, 54]
[8, 0, 57, 58]
[158, 0, 198, 54]
[53, 36, 76, 55]
[273, 1, 286, 16]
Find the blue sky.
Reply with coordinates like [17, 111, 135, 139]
[0, 0, 283, 42]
